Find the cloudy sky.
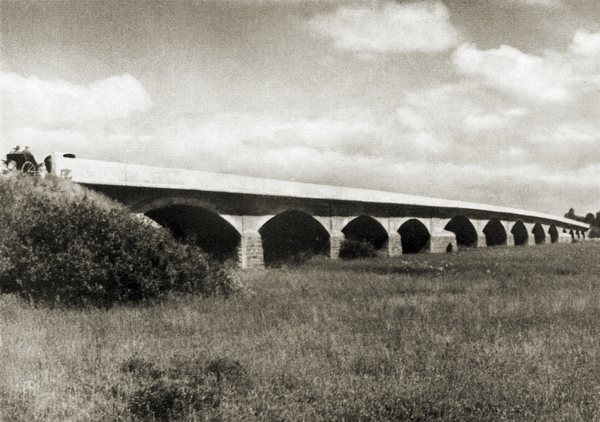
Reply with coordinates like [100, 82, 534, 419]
[2, 0, 600, 217]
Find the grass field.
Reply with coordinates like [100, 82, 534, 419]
[3, 242, 600, 421]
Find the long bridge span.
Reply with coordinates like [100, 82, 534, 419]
[49, 152, 589, 268]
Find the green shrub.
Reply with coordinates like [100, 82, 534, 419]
[119, 355, 251, 421]
[339, 239, 379, 260]
[589, 226, 600, 238]
[0, 174, 234, 306]
[127, 379, 219, 421]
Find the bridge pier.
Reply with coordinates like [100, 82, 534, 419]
[429, 218, 457, 253]
[523, 222, 537, 246]
[471, 219, 490, 248]
[238, 231, 264, 269]
[558, 228, 572, 243]
[234, 216, 273, 269]
[503, 221, 516, 246]
[541, 224, 552, 243]
[372, 217, 403, 257]
[386, 231, 403, 257]
[329, 231, 344, 259]
[324, 216, 349, 260]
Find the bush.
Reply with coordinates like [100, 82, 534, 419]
[127, 380, 220, 421]
[339, 239, 379, 260]
[0, 174, 234, 306]
[589, 226, 600, 238]
[119, 355, 251, 421]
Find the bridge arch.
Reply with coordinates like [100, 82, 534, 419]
[399, 219, 430, 254]
[142, 201, 241, 262]
[511, 221, 529, 246]
[444, 215, 478, 248]
[483, 218, 507, 246]
[532, 223, 546, 244]
[259, 210, 330, 266]
[548, 225, 559, 243]
[342, 215, 388, 250]
[132, 197, 221, 216]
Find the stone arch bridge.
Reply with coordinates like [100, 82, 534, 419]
[50, 152, 589, 268]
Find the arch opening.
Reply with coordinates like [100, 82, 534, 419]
[532, 223, 546, 244]
[483, 218, 507, 247]
[342, 215, 389, 250]
[444, 216, 478, 248]
[145, 205, 241, 262]
[259, 210, 330, 266]
[511, 221, 528, 246]
[548, 225, 559, 243]
[399, 219, 430, 254]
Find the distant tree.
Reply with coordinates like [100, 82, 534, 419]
[585, 213, 596, 226]
[565, 208, 575, 219]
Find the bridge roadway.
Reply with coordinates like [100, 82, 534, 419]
[49, 152, 589, 268]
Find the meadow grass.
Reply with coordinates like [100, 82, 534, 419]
[3, 242, 600, 421]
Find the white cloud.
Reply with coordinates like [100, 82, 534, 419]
[511, 0, 562, 7]
[452, 43, 573, 103]
[531, 122, 600, 144]
[0, 72, 153, 130]
[463, 108, 527, 132]
[569, 30, 600, 57]
[452, 30, 600, 105]
[395, 107, 427, 131]
[166, 111, 378, 155]
[308, 1, 460, 55]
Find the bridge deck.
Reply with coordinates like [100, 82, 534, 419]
[50, 152, 588, 229]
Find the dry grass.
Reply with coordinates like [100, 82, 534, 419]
[3, 242, 600, 420]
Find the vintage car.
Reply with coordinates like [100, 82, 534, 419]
[5, 147, 39, 174]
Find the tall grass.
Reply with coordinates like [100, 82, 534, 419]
[3, 242, 600, 420]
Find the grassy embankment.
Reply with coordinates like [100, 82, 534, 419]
[3, 242, 600, 420]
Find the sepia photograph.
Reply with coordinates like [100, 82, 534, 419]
[2, 0, 600, 420]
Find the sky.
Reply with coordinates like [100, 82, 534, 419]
[2, 0, 600, 218]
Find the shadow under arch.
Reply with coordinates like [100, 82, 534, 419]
[483, 218, 507, 247]
[511, 221, 528, 246]
[532, 223, 546, 244]
[145, 204, 241, 262]
[259, 210, 330, 266]
[548, 225, 559, 243]
[342, 215, 389, 250]
[399, 219, 430, 254]
[444, 215, 478, 248]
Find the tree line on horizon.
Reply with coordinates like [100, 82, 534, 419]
[565, 209, 600, 238]
[565, 209, 600, 227]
